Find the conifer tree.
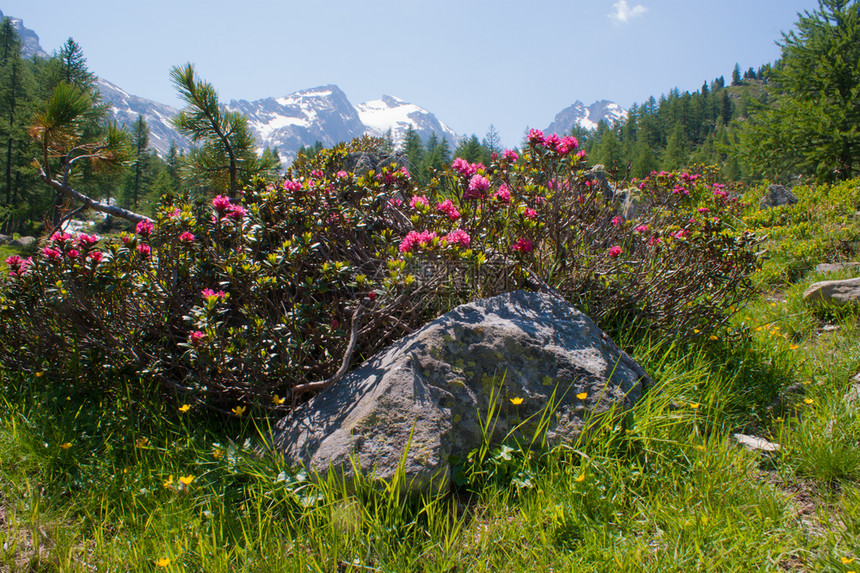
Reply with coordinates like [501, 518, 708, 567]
[171, 63, 277, 195]
[738, 0, 860, 181]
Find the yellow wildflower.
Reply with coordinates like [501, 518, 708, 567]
[59, 442, 72, 450]
[575, 474, 585, 483]
[576, 392, 588, 400]
[693, 329, 701, 334]
[178, 404, 191, 413]
[136, 437, 149, 448]
[213, 448, 223, 460]
[789, 344, 799, 350]
[709, 335, 718, 341]
[695, 445, 706, 451]
[163, 475, 174, 488]
[841, 557, 855, 565]
[232, 405, 246, 417]
[34, 371, 44, 377]
[156, 557, 171, 567]
[510, 397, 524, 405]
[689, 402, 700, 409]
[804, 398, 814, 405]
[272, 394, 286, 405]
[179, 475, 194, 486]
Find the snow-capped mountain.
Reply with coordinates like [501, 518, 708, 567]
[229, 85, 367, 164]
[96, 79, 191, 155]
[0, 10, 47, 59]
[357, 95, 460, 148]
[545, 100, 628, 134]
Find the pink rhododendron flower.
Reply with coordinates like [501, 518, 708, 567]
[399, 167, 411, 179]
[202, 288, 227, 300]
[635, 225, 649, 233]
[136, 244, 151, 257]
[6, 255, 32, 277]
[607, 245, 622, 258]
[76, 234, 99, 248]
[190, 331, 206, 346]
[212, 195, 232, 212]
[66, 249, 80, 259]
[399, 230, 438, 254]
[49, 231, 73, 245]
[283, 180, 302, 192]
[544, 133, 561, 150]
[179, 231, 195, 243]
[528, 129, 545, 146]
[612, 216, 624, 227]
[388, 198, 403, 207]
[557, 136, 579, 155]
[523, 207, 537, 220]
[672, 229, 689, 240]
[442, 229, 471, 248]
[648, 236, 662, 246]
[136, 220, 155, 236]
[503, 149, 519, 162]
[42, 247, 62, 261]
[697, 207, 709, 213]
[226, 204, 246, 221]
[436, 199, 461, 221]
[169, 208, 181, 218]
[87, 251, 103, 263]
[512, 238, 534, 254]
[311, 170, 324, 179]
[410, 195, 429, 209]
[466, 175, 490, 199]
[336, 170, 348, 178]
[495, 184, 511, 203]
[672, 186, 689, 196]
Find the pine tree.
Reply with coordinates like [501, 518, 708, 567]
[737, 0, 860, 181]
[483, 124, 501, 155]
[128, 114, 149, 209]
[731, 64, 742, 86]
[171, 63, 278, 195]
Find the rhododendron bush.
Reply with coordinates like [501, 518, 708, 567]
[0, 136, 759, 412]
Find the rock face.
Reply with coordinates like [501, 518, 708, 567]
[272, 290, 652, 491]
[804, 278, 860, 307]
[760, 184, 799, 209]
[815, 262, 860, 274]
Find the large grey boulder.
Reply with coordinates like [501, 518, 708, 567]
[803, 278, 860, 308]
[760, 184, 798, 209]
[271, 290, 651, 492]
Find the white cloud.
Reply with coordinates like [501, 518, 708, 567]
[609, 0, 647, 24]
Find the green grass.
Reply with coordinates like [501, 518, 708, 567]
[3, 182, 860, 571]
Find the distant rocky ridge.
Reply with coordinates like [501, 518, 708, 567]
[0, 10, 47, 60]
[545, 100, 628, 134]
[7, 10, 628, 164]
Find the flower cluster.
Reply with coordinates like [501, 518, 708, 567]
[399, 230, 438, 254]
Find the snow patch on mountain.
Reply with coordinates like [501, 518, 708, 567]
[357, 95, 461, 148]
[545, 100, 628, 134]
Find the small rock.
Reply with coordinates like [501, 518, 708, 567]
[759, 184, 798, 210]
[732, 433, 781, 453]
[803, 278, 860, 308]
[9, 236, 35, 248]
[0, 234, 10, 245]
[815, 263, 860, 275]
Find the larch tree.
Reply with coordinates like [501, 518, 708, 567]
[738, 0, 860, 182]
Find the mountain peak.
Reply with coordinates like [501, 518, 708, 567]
[545, 99, 628, 133]
[0, 9, 49, 59]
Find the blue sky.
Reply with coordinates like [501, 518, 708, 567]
[3, 0, 822, 147]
